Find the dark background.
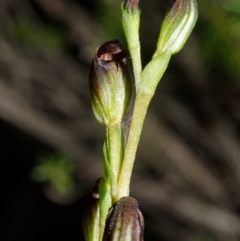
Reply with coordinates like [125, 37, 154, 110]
[2, 0, 240, 240]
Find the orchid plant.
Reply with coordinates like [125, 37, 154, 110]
[83, 0, 198, 240]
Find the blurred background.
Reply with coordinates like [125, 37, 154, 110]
[2, 0, 240, 240]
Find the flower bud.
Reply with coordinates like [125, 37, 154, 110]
[103, 197, 144, 241]
[122, 0, 141, 88]
[156, 0, 198, 55]
[89, 40, 132, 125]
[82, 178, 101, 241]
[123, 0, 139, 12]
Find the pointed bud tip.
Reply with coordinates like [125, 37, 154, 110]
[124, 0, 139, 11]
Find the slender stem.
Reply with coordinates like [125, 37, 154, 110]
[116, 91, 153, 199]
[130, 43, 142, 90]
[106, 123, 124, 201]
[100, 124, 123, 234]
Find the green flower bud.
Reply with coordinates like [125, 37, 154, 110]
[156, 0, 198, 56]
[103, 197, 144, 241]
[122, 0, 142, 89]
[82, 178, 101, 241]
[122, 0, 140, 38]
[89, 40, 132, 125]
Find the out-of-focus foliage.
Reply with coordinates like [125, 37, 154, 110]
[96, 0, 124, 41]
[199, 1, 240, 78]
[11, 16, 66, 54]
[31, 153, 74, 195]
[191, 232, 216, 241]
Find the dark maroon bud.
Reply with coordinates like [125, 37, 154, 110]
[103, 197, 144, 241]
[89, 40, 132, 125]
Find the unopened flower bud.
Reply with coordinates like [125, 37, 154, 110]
[103, 197, 144, 241]
[122, 0, 141, 88]
[89, 40, 132, 125]
[82, 178, 101, 241]
[156, 0, 198, 55]
[124, 0, 139, 12]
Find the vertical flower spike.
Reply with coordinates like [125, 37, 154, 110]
[103, 197, 144, 241]
[89, 40, 132, 125]
[155, 0, 198, 56]
[82, 178, 102, 241]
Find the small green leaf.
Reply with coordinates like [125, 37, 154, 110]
[140, 50, 171, 95]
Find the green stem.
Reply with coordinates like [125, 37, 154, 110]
[131, 44, 142, 90]
[116, 91, 153, 199]
[106, 123, 124, 201]
[99, 124, 124, 238]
